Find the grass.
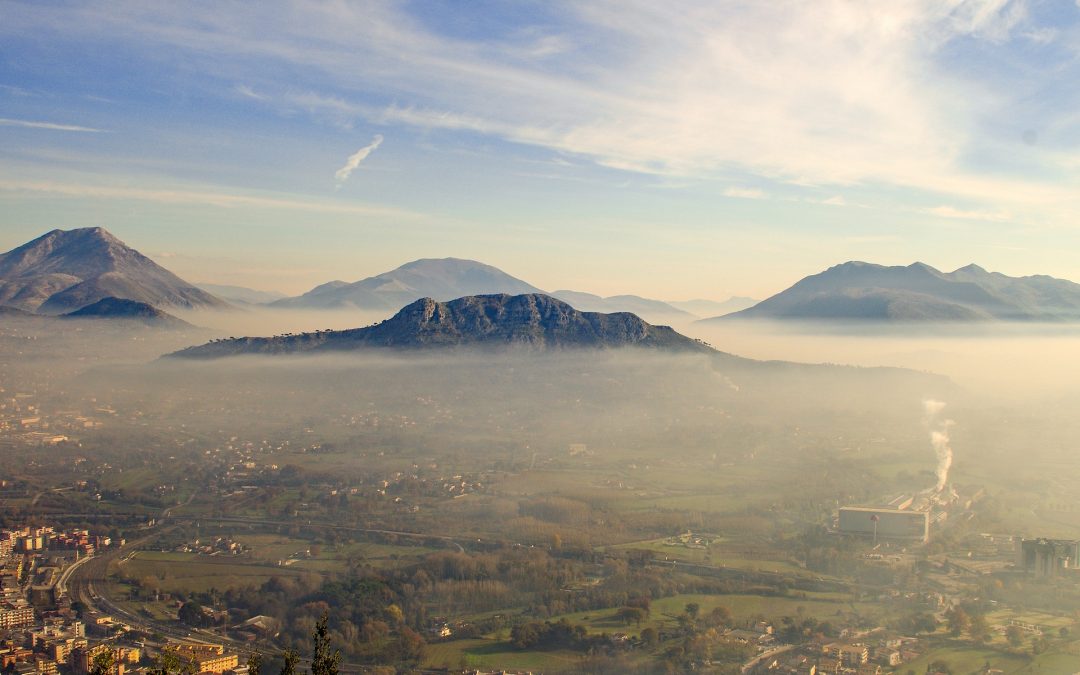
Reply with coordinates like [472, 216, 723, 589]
[607, 537, 825, 578]
[901, 641, 1031, 675]
[422, 637, 612, 671]
[113, 550, 308, 593]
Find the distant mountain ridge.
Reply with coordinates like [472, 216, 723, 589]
[170, 293, 710, 358]
[707, 261, 1080, 322]
[197, 283, 286, 305]
[550, 290, 693, 320]
[669, 297, 757, 317]
[0, 227, 228, 314]
[271, 258, 544, 311]
[270, 257, 696, 321]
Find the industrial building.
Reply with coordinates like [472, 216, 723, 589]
[1018, 538, 1080, 578]
[838, 506, 930, 543]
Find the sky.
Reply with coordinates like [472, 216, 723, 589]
[2, 0, 1080, 300]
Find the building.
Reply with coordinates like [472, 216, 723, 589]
[1018, 538, 1080, 577]
[165, 644, 239, 674]
[825, 642, 869, 667]
[0, 600, 35, 629]
[838, 507, 930, 542]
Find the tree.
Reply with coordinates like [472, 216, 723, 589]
[278, 650, 299, 675]
[684, 602, 700, 620]
[1006, 625, 1024, 648]
[178, 600, 209, 627]
[90, 650, 115, 675]
[617, 606, 647, 627]
[946, 607, 970, 637]
[969, 614, 990, 643]
[310, 615, 340, 675]
[150, 651, 195, 675]
[708, 605, 733, 628]
[246, 653, 262, 675]
[640, 627, 659, 648]
[928, 660, 952, 674]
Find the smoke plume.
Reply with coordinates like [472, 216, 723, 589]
[923, 399, 954, 492]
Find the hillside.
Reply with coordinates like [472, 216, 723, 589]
[0, 227, 228, 314]
[171, 293, 710, 358]
[707, 262, 1080, 322]
[62, 297, 193, 328]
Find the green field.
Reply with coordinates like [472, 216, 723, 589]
[423, 637, 615, 671]
[113, 550, 310, 593]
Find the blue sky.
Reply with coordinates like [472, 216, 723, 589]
[2, 0, 1080, 299]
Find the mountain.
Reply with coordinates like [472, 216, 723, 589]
[197, 283, 287, 305]
[271, 258, 544, 310]
[170, 293, 710, 358]
[0, 227, 229, 314]
[669, 297, 757, 317]
[550, 290, 692, 322]
[61, 297, 193, 328]
[0, 305, 36, 318]
[704, 262, 1080, 322]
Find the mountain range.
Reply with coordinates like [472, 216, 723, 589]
[170, 293, 710, 358]
[0, 227, 227, 314]
[267, 257, 706, 322]
[707, 261, 1080, 322]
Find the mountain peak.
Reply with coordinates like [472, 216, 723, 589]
[953, 263, 988, 275]
[0, 227, 228, 313]
[272, 257, 544, 310]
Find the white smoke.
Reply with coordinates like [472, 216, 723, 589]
[923, 399, 954, 492]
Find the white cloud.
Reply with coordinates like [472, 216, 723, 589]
[334, 135, 384, 185]
[723, 187, 766, 200]
[0, 117, 103, 132]
[7, 0, 1070, 221]
[821, 196, 848, 207]
[922, 205, 1012, 222]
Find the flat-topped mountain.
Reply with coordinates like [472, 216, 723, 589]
[62, 297, 193, 328]
[271, 258, 544, 310]
[0, 227, 228, 314]
[706, 261, 1080, 322]
[171, 293, 709, 358]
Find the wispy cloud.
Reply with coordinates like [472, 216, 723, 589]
[923, 205, 1012, 222]
[233, 84, 266, 101]
[0, 117, 103, 132]
[722, 187, 765, 200]
[334, 135, 384, 185]
[3, 1, 1075, 226]
[0, 178, 421, 219]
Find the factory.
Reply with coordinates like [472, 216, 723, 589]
[838, 506, 930, 543]
[1017, 538, 1080, 578]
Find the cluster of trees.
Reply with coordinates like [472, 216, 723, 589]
[510, 618, 590, 650]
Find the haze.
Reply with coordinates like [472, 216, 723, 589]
[4, 3, 1080, 674]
